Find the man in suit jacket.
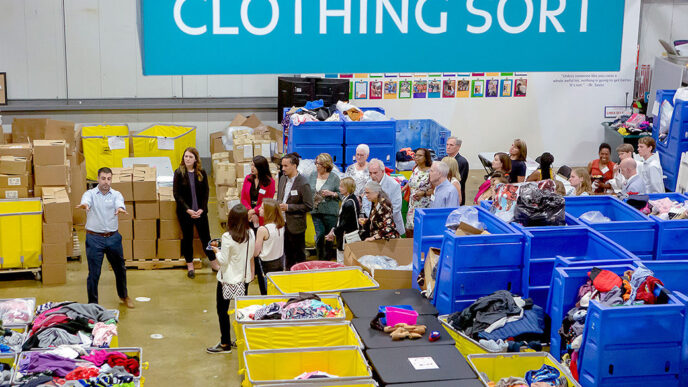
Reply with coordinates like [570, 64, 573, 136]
[277, 153, 314, 269]
[446, 136, 469, 205]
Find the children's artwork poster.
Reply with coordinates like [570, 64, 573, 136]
[501, 79, 513, 97]
[413, 80, 427, 98]
[399, 80, 412, 99]
[486, 79, 499, 97]
[456, 79, 470, 98]
[471, 80, 484, 98]
[355, 81, 368, 99]
[384, 81, 398, 99]
[442, 80, 456, 98]
[515, 79, 527, 97]
[369, 81, 383, 99]
[428, 80, 441, 98]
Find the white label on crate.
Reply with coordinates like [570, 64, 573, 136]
[157, 137, 175, 150]
[4, 190, 18, 199]
[261, 143, 271, 158]
[408, 357, 439, 370]
[108, 136, 126, 150]
[651, 101, 659, 117]
[243, 145, 252, 159]
[8, 177, 20, 186]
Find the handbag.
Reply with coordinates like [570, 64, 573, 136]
[343, 198, 362, 245]
[220, 237, 250, 300]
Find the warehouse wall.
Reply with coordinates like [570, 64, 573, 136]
[638, 0, 688, 68]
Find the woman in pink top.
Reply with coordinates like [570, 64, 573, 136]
[240, 156, 276, 227]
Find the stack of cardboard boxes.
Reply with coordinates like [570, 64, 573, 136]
[0, 143, 32, 199]
[41, 187, 72, 285]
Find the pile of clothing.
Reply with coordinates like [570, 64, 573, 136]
[1, 362, 11, 387]
[636, 196, 688, 220]
[0, 298, 35, 325]
[608, 113, 651, 136]
[482, 364, 568, 386]
[282, 99, 390, 129]
[559, 267, 666, 379]
[236, 294, 344, 322]
[13, 348, 139, 386]
[447, 291, 545, 352]
[0, 322, 24, 353]
[23, 302, 118, 350]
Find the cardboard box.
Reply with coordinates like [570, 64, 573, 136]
[111, 168, 133, 201]
[135, 200, 159, 220]
[158, 187, 177, 220]
[210, 132, 227, 155]
[0, 143, 32, 158]
[134, 219, 157, 240]
[193, 238, 205, 258]
[242, 114, 262, 129]
[0, 187, 29, 199]
[159, 219, 182, 239]
[133, 167, 157, 201]
[422, 248, 440, 292]
[35, 164, 69, 186]
[133, 240, 156, 260]
[216, 185, 229, 202]
[0, 173, 33, 189]
[41, 263, 67, 285]
[42, 243, 68, 265]
[42, 222, 72, 244]
[33, 140, 67, 165]
[454, 222, 491, 236]
[122, 239, 133, 260]
[253, 124, 284, 154]
[119, 202, 134, 220]
[343, 239, 413, 289]
[0, 156, 31, 175]
[233, 137, 253, 163]
[118, 219, 133, 240]
[215, 162, 236, 186]
[12, 118, 75, 149]
[157, 239, 181, 259]
[2, 133, 9, 144]
[42, 187, 72, 223]
[235, 162, 251, 179]
[217, 200, 228, 219]
[253, 139, 273, 159]
[212, 152, 231, 172]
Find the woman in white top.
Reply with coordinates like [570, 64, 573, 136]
[208, 204, 255, 354]
[345, 144, 370, 198]
[253, 198, 285, 295]
[441, 157, 463, 203]
[568, 168, 592, 196]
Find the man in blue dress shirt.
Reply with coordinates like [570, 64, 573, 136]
[77, 167, 134, 308]
[430, 161, 460, 208]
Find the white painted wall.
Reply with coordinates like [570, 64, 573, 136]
[638, 0, 688, 68]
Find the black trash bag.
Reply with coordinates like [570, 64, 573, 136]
[514, 183, 566, 227]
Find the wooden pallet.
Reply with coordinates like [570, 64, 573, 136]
[125, 258, 202, 270]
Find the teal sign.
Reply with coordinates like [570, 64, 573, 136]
[140, 0, 626, 75]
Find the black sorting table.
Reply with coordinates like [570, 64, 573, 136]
[342, 289, 438, 318]
[366, 345, 479, 385]
[352, 315, 453, 349]
[390, 380, 484, 387]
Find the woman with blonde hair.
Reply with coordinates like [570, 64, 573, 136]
[326, 177, 361, 263]
[441, 156, 463, 203]
[253, 198, 285, 295]
[568, 168, 592, 196]
[309, 153, 340, 260]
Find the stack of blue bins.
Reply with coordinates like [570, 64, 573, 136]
[417, 206, 526, 315]
[565, 196, 658, 260]
[548, 264, 688, 387]
[395, 119, 450, 160]
[653, 89, 688, 192]
[343, 108, 396, 170]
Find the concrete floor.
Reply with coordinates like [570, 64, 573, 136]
[0, 169, 488, 386]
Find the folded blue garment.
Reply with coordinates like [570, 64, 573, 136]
[478, 305, 544, 341]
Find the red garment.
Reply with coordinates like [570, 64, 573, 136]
[106, 353, 140, 376]
[66, 367, 100, 380]
[635, 276, 664, 304]
[590, 159, 616, 193]
[240, 175, 276, 225]
[588, 268, 622, 292]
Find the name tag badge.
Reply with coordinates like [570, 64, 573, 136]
[259, 189, 266, 195]
[291, 190, 298, 196]
[600, 166, 610, 174]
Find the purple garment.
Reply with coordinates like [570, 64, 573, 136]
[18, 352, 76, 377]
[188, 172, 199, 211]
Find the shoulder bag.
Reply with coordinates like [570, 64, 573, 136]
[343, 198, 362, 245]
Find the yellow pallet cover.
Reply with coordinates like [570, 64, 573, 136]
[242, 347, 371, 386]
[81, 125, 130, 180]
[468, 352, 580, 387]
[0, 199, 42, 269]
[266, 267, 379, 295]
[132, 125, 195, 168]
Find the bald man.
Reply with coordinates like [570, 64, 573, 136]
[620, 158, 645, 194]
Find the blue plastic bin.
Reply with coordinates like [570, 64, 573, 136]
[345, 144, 395, 168]
[412, 207, 456, 291]
[283, 107, 345, 164]
[565, 196, 658, 260]
[432, 206, 526, 315]
[343, 107, 396, 169]
[642, 193, 688, 260]
[396, 119, 450, 159]
[653, 89, 688, 191]
[577, 289, 688, 387]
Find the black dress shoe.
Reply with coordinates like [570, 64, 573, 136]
[187, 270, 195, 279]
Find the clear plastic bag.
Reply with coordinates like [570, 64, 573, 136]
[660, 100, 674, 135]
[222, 126, 254, 150]
[580, 210, 611, 223]
[362, 110, 390, 121]
[298, 159, 316, 179]
[445, 207, 485, 231]
[673, 87, 688, 104]
[358, 255, 402, 270]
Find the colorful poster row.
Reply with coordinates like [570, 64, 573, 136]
[350, 78, 528, 99]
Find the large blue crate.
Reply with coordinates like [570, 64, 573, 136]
[432, 206, 526, 315]
[396, 119, 450, 159]
[547, 264, 639, 360]
[345, 144, 395, 169]
[578, 289, 688, 387]
[635, 193, 688, 260]
[412, 207, 456, 291]
[565, 196, 658, 260]
[343, 107, 396, 169]
[653, 89, 688, 191]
